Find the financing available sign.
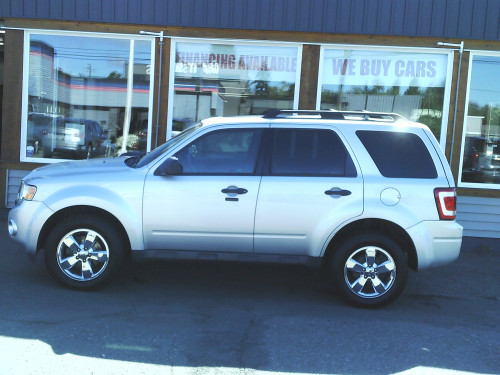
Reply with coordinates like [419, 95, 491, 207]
[174, 42, 299, 82]
[322, 49, 449, 88]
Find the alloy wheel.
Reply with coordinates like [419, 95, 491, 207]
[344, 246, 396, 299]
[56, 228, 110, 281]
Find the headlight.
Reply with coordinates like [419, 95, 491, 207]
[16, 181, 37, 204]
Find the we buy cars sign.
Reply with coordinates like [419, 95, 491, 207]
[322, 48, 450, 88]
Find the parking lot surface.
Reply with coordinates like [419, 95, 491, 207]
[0, 209, 499, 375]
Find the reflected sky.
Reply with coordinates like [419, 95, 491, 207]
[30, 34, 152, 78]
[469, 56, 500, 107]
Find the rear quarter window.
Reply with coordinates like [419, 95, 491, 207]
[356, 130, 437, 179]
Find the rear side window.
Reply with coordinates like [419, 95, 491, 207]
[357, 130, 437, 178]
[270, 129, 357, 177]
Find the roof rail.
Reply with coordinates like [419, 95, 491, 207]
[261, 109, 405, 122]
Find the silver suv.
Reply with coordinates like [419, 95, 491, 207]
[8, 110, 463, 307]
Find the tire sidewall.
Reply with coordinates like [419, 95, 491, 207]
[44, 215, 125, 290]
[332, 233, 408, 308]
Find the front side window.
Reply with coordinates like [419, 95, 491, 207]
[459, 54, 500, 188]
[271, 129, 357, 177]
[23, 32, 154, 161]
[170, 40, 301, 137]
[175, 128, 263, 174]
[318, 48, 452, 145]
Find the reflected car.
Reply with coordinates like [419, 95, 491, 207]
[51, 118, 109, 159]
[26, 113, 61, 156]
[462, 136, 500, 183]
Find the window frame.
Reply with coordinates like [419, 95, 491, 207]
[316, 44, 455, 150]
[458, 50, 500, 190]
[20, 29, 156, 163]
[167, 37, 303, 141]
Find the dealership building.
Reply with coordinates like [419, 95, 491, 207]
[0, 0, 500, 238]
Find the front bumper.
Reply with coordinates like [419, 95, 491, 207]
[407, 220, 463, 270]
[8, 201, 54, 259]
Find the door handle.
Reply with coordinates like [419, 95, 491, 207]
[325, 188, 351, 197]
[221, 186, 248, 195]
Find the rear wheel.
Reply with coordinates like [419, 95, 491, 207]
[44, 215, 126, 289]
[331, 232, 408, 307]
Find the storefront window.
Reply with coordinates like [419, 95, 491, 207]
[169, 40, 301, 138]
[23, 32, 154, 161]
[459, 54, 500, 188]
[318, 47, 453, 145]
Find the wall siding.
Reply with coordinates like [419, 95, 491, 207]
[1, 0, 499, 41]
[5, 169, 29, 208]
[456, 196, 500, 238]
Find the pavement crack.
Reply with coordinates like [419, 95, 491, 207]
[237, 314, 257, 369]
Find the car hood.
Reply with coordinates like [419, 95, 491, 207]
[25, 157, 133, 183]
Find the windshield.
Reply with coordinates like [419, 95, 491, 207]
[133, 124, 202, 168]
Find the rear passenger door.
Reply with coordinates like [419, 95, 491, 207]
[254, 126, 363, 256]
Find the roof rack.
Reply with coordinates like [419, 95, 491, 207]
[261, 109, 405, 122]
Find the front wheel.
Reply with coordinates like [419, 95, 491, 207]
[331, 233, 408, 307]
[44, 215, 126, 290]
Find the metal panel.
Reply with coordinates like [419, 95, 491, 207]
[75, 0, 90, 21]
[390, 0, 405, 36]
[471, 0, 488, 39]
[376, 0, 392, 35]
[363, 0, 379, 35]
[458, 0, 474, 38]
[485, 0, 500, 40]
[23, 0, 38, 18]
[456, 196, 500, 238]
[444, 0, 460, 37]
[114, 0, 127, 23]
[0, 0, 499, 42]
[88, 0, 102, 21]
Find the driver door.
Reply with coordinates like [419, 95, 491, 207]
[143, 126, 266, 253]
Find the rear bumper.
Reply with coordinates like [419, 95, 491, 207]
[407, 220, 463, 270]
[8, 201, 54, 258]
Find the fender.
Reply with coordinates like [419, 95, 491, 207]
[43, 184, 145, 251]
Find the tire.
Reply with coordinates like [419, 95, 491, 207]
[331, 232, 408, 308]
[44, 215, 126, 290]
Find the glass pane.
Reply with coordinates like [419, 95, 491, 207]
[175, 129, 263, 174]
[460, 55, 500, 185]
[172, 42, 299, 131]
[271, 129, 356, 176]
[320, 49, 449, 141]
[25, 34, 153, 160]
[357, 131, 437, 179]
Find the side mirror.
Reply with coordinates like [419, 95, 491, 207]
[154, 157, 183, 176]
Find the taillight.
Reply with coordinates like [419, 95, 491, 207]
[434, 188, 457, 220]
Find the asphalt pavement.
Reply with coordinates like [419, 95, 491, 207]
[0, 207, 499, 375]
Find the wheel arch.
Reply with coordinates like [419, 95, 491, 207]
[323, 218, 418, 271]
[37, 205, 132, 255]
